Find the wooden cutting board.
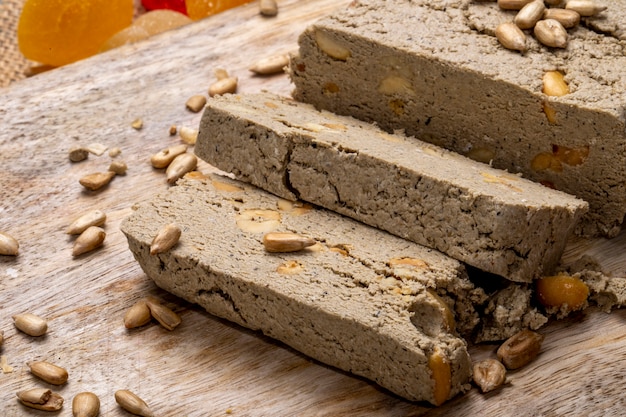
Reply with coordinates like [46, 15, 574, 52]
[1, 1, 626, 415]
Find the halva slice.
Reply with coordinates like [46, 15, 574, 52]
[195, 92, 588, 282]
[290, 0, 626, 237]
[121, 176, 485, 405]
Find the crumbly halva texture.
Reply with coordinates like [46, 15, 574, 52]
[290, 0, 626, 237]
[195, 92, 587, 282]
[121, 176, 489, 405]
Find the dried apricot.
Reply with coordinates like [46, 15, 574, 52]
[17, 0, 133, 67]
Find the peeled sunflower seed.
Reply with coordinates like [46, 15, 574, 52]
[66, 210, 107, 235]
[0, 231, 19, 256]
[249, 53, 290, 75]
[166, 153, 197, 184]
[114, 390, 154, 417]
[151, 144, 188, 169]
[150, 223, 182, 255]
[73, 226, 106, 256]
[13, 313, 48, 336]
[124, 300, 152, 329]
[28, 361, 69, 385]
[543, 8, 580, 29]
[17, 389, 64, 411]
[17, 388, 51, 405]
[69, 147, 89, 162]
[0, 330, 4, 347]
[259, 0, 278, 16]
[72, 392, 100, 417]
[495, 22, 527, 52]
[146, 298, 182, 331]
[179, 126, 199, 145]
[263, 232, 316, 253]
[109, 160, 128, 175]
[79, 171, 115, 191]
[534, 19, 568, 48]
[565, 0, 606, 16]
[185, 95, 207, 113]
[85, 143, 108, 156]
[208, 77, 238, 97]
[514, 0, 545, 29]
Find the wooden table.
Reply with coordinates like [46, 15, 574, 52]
[1, 1, 625, 415]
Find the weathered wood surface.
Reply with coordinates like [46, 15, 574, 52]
[1, 0, 625, 415]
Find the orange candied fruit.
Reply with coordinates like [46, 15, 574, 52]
[18, 0, 134, 67]
[185, 0, 255, 20]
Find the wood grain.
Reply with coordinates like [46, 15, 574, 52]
[1, 0, 625, 415]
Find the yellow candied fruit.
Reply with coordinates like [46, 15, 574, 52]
[18, 0, 134, 67]
[185, 0, 254, 20]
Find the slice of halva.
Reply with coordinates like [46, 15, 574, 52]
[121, 176, 485, 405]
[289, 0, 626, 238]
[195, 92, 588, 282]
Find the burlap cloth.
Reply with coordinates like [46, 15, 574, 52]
[0, 0, 28, 88]
[0, 0, 145, 88]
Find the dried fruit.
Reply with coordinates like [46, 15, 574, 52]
[166, 153, 197, 184]
[114, 390, 153, 417]
[536, 274, 589, 314]
[28, 361, 69, 385]
[67, 210, 107, 235]
[534, 19, 568, 48]
[497, 329, 544, 369]
[514, 0, 545, 29]
[0, 232, 19, 256]
[495, 22, 527, 52]
[17, 0, 133, 67]
[146, 298, 182, 330]
[259, 0, 278, 16]
[72, 392, 100, 417]
[109, 160, 128, 175]
[262, 232, 316, 253]
[473, 359, 507, 393]
[124, 300, 152, 329]
[73, 226, 106, 256]
[249, 53, 289, 75]
[185, 95, 207, 113]
[151, 144, 188, 168]
[13, 313, 48, 336]
[542, 70, 569, 97]
[79, 171, 116, 191]
[428, 347, 451, 406]
[69, 147, 89, 162]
